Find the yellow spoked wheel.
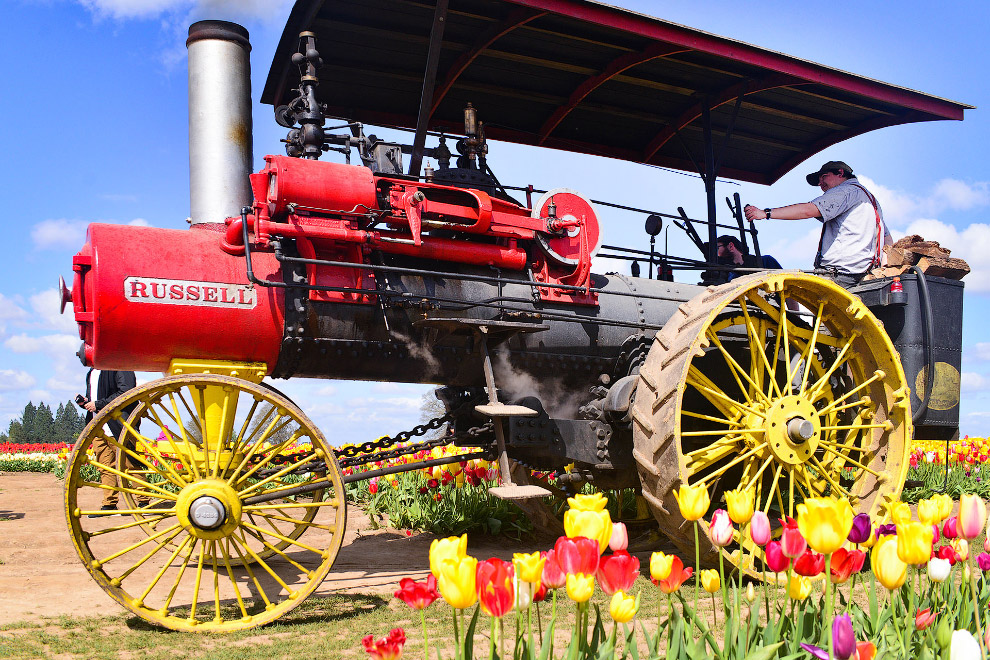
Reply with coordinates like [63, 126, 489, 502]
[631, 272, 912, 574]
[64, 374, 346, 632]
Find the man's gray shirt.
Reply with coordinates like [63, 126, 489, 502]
[811, 178, 887, 275]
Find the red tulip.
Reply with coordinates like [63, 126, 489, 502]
[935, 544, 958, 565]
[781, 526, 807, 559]
[793, 549, 825, 577]
[541, 549, 567, 589]
[830, 548, 866, 584]
[554, 536, 600, 576]
[657, 555, 693, 594]
[532, 581, 548, 603]
[765, 540, 791, 573]
[362, 628, 406, 660]
[476, 558, 514, 618]
[394, 575, 440, 610]
[915, 608, 937, 631]
[596, 550, 640, 596]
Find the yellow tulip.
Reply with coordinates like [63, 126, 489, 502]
[896, 521, 935, 565]
[872, 535, 907, 590]
[513, 551, 546, 584]
[952, 538, 969, 561]
[567, 492, 609, 512]
[788, 575, 812, 600]
[724, 487, 755, 524]
[933, 493, 953, 522]
[650, 552, 674, 582]
[700, 569, 720, 594]
[890, 501, 912, 525]
[565, 573, 595, 603]
[674, 483, 710, 522]
[796, 497, 854, 555]
[437, 555, 478, 609]
[609, 591, 638, 623]
[429, 534, 468, 578]
[564, 508, 613, 554]
[917, 498, 940, 526]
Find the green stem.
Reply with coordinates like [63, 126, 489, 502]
[718, 548, 730, 624]
[694, 521, 701, 639]
[825, 553, 833, 660]
[420, 608, 429, 660]
[968, 553, 987, 658]
[500, 618, 505, 660]
[761, 564, 770, 628]
[489, 615, 496, 660]
[452, 609, 461, 660]
[711, 591, 717, 633]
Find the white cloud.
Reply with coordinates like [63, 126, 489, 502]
[961, 372, 990, 393]
[31, 219, 89, 251]
[30, 290, 79, 333]
[0, 370, 37, 391]
[5, 333, 80, 356]
[899, 218, 990, 292]
[129, 218, 152, 227]
[0, 294, 28, 323]
[974, 343, 990, 361]
[863, 175, 990, 229]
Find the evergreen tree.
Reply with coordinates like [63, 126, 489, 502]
[19, 402, 36, 444]
[54, 402, 79, 444]
[7, 419, 24, 444]
[33, 402, 55, 444]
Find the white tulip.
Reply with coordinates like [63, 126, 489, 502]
[950, 629, 982, 660]
[928, 557, 951, 582]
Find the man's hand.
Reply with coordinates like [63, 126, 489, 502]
[83, 401, 97, 413]
[744, 204, 765, 221]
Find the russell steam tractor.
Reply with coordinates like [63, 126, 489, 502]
[60, 0, 968, 631]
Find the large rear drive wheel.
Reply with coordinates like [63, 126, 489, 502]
[631, 272, 912, 573]
[64, 374, 346, 632]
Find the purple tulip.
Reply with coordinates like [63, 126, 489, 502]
[978, 552, 990, 571]
[847, 513, 872, 544]
[833, 613, 856, 660]
[875, 523, 897, 538]
[799, 643, 828, 660]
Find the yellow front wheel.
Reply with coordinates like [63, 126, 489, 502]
[64, 374, 346, 632]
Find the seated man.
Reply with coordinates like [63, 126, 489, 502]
[716, 235, 782, 280]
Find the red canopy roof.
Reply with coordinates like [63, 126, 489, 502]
[262, 0, 971, 184]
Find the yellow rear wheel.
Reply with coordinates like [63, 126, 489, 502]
[64, 374, 346, 632]
[632, 272, 912, 574]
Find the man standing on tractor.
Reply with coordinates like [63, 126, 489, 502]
[716, 235, 782, 280]
[743, 160, 891, 287]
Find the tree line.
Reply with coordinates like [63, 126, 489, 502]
[1, 401, 87, 445]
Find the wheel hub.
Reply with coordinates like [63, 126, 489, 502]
[765, 395, 821, 465]
[175, 479, 242, 539]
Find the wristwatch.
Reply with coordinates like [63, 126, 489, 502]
[763, 208, 772, 220]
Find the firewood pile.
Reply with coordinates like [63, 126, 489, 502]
[866, 234, 970, 280]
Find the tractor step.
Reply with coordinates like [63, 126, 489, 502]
[488, 484, 552, 500]
[475, 403, 539, 417]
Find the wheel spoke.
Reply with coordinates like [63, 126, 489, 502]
[136, 534, 193, 604]
[798, 302, 825, 394]
[688, 367, 766, 419]
[692, 443, 768, 486]
[228, 534, 274, 608]
[806, 335, 859, 399]
[85, 455, 177, 500]
[705, 328, 768, 406]
[819, 444, 883, 477]
[808, 456, 852, 499]
[218, 539, 249, 619]
[189, 540, 206, 621]
[816, 372, 884, 415]
[682, 410, 748, 427]
[742, 454, 776, 492]
[240, 520, 327, 556]
[740, 300, 783, 399]
[681, 428, 765, 438]
[162, 537, 199, 612]
[168, 392, 203, 481]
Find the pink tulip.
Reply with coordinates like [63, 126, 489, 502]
[765, 540, 791, 573]
[958, 494, 987, 540]
[709, 509, 734, 547]
[943, 516, 959, 539]
[609, 522, 628, 553]
[750, 511, 772, 546]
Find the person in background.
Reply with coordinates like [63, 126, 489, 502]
[716, 235, 782, 280]
[743, 160, 891, 287]
[78, 364, 138, 515]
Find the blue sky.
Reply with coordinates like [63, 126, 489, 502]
[2, 0, 989, 445]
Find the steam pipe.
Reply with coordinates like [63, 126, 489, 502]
[187, 21, 253, 225]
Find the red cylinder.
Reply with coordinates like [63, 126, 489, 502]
[260, 155, 378, 219]
[73, 224, 284, 373]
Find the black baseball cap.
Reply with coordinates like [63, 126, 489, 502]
[806, 160, 853, 185]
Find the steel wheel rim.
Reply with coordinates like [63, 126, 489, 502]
[633, 272, 912, 574]
[64, 374, 346, 631]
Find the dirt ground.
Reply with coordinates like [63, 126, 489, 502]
[0, 472, 557, 625]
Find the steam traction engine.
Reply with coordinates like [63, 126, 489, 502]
[61, 1, 967, 632]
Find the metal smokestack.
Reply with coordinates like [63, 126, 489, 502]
[186, 20, 253, 226]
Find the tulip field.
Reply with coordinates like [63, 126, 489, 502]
[9, 440, 990, 658]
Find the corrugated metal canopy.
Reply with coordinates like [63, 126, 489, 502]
[262, 0, 971, 184]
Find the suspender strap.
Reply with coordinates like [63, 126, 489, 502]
[815, 182, 884, 271]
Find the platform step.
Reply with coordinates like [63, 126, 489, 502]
[488, 484, 552, 500]
[475, 403, 539, 417]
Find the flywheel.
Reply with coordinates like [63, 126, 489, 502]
[631, 272, 912, 574]
[64, 374, 346, 632]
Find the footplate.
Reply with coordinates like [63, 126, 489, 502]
[489, 484, 552, 500]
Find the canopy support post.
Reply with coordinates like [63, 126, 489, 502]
[408, 0, 449, 178]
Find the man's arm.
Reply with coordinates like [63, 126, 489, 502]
[744, 202, 822, 221]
